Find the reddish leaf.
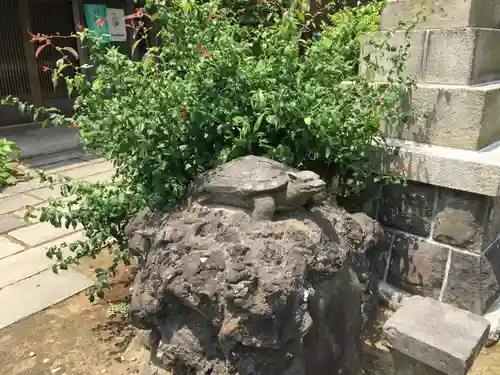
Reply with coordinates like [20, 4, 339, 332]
[35, 43, 49, 58]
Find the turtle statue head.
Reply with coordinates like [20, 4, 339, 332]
[286, 170, 327, 203]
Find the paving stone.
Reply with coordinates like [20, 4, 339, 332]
[27, 185, 63, 200]
[0, 268, 92, 330]
[379, 182, 436, 237]
[0, 215, 27, 234]
[383, 296, 490, 375]
[24, 150, 86, 169]
[47, 159, 101, 175]
[0, 179, 48, 196]
[79, 169, 115, 184]
[433, 187, 488, 253]
[58, 161, 114, 180]
[0, 194, 42, 215]
[387, 233, 448, 299]
[0, 237, 25, 260]
[9, 221, 82, 247]
[11, 203, 46, 223]
[443, 245, 500, 314]
[0, 231, 85, 289]
[5, 125, 80, 159]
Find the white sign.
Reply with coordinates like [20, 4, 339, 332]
[106, 8, 127, 42]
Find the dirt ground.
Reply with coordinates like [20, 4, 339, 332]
[1, 252, 500, 375]
[0, 252, 148, 375]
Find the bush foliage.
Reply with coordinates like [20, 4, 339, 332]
[0, 0, 414, 298]
[0, 139, 20, 188]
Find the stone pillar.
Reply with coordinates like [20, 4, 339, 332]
[383, 296, 490, 375]
[358, 0, 500, 339]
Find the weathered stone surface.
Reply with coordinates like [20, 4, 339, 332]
[379, 182, 435, 237]
[9, 221, 81, 247]
[0, 178, 48, 196]
[0, 194, 42, 215]
[27, 185, 62, 200]
[58, 160, 114, 180]
[386, 233, 448, 299]
[189, 155, 326, 221]
[442, 246, 500, 315]
[390, 349, 447, 375]
[433, 187, 487, 253]
[0, 231, 85, 289]
[0, 215, 27, 234]
[483, 244, 500, 313]
[79, 170, 115, 184]
[365, 28, 500, 85]
[376, 137, 500, 197]
[303, 265, 362, 375]
[373, 230, 394, 280]
[380, 83, 500, 151]
[128, 200, 384, 375]
[485, 196, 500, 250]
[0, 236, 25, 260]
[0, 268, 92, 330]
[383, 296, 490, 375]
[381, 0, 500, 30]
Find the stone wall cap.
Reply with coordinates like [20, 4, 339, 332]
[378, 138, 500, 196]
[383, 296, 490, 375]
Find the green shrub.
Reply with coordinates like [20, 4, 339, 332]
[0, 139, 20, 188]
[326, 0, 386, 77]
[1, 0, 414, 298]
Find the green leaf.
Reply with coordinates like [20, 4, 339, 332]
[304, 117, 312, 126]
[66, 78, 74, 97]
[266, 115, 278, 125]
[253, 113, 265, 133]
[51, 70, 59, 89]
[132, 38, 143, 56]
[63, 46, 79, 59]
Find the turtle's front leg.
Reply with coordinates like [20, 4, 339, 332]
[251, 196, 276, 224]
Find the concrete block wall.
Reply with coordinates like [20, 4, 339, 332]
[380, 83, 500, 150]
[361, 0, 500, 316]
[352, 180, 500, 315]
[366, 28, 500, 85]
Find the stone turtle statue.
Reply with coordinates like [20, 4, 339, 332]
[188, 155, 327, 222]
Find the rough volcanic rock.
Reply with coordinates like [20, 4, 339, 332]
[127, 202, 384, 375]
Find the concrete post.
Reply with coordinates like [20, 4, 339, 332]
[356, 0, 500, 345]
[383, 296, 490, 375]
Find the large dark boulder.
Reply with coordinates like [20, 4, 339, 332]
[126, 198, 384, 375]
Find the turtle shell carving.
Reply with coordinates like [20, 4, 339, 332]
[189, 155, 327, 222]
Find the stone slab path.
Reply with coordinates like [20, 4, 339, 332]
[0, 149, 116, 330]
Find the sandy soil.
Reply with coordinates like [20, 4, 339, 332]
[0, 253, 147, 375]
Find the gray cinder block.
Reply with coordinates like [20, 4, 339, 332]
[383, 296, 490, 375]
[363, 28, 500, 85]
[381, 0, 500, 30]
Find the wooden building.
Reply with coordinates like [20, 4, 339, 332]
[0, 0, 134, 127]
